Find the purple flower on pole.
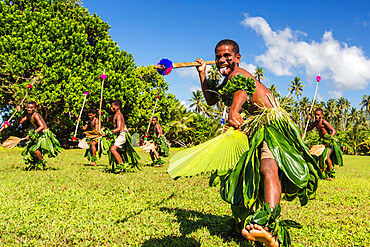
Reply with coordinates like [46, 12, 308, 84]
[316, 75, 321, 82]
[100, 74, 107, 80]
[84, 91, 89, 96]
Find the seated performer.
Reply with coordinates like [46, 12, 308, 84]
[18, 101, 61, 170]
[149, 116, 169, 166]
[190, 39, 321, 246]
[80, 108, 100, 166]
[306, 108, 343, 180]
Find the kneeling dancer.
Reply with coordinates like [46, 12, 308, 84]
[19, 101, 61, 170]
[170, 40, 322, 247]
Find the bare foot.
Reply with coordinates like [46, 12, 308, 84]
[89, 162, 97, 166]
[326, 177, 333, 181]
[241, 224, 278, 247]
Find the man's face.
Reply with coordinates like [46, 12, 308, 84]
[26, 104, 36, 114]
[215, 45, 241, 76]
[315, 111, 323, 121]
[110, 103, 119, 112]
[88, 113, 95, 119]
[151, 118, 158, 125]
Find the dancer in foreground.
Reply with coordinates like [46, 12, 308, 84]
[169, 39, 322, 247]
[101, 100, 139, 172]
[79, 108, 101, 166]
[306, 108, 343, 179]
[148, 116, 169, 166]
[18, 101, 61, 170]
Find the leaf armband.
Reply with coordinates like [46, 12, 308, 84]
[218, 74, 256, 107]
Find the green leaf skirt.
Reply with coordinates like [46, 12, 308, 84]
[21, 129, 61, 170]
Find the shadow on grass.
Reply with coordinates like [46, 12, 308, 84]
[141, 207, 251, 247]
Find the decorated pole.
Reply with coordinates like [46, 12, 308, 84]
[97, 70, 106, 152]
[144, 95, 160, 140]
[302, 73, 321, 140]
[155, 58, 215, 76]
[72, 91, 89, 141]
[0, 77, 37, 133]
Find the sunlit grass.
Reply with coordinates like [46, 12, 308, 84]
[0, 147, 369, 246]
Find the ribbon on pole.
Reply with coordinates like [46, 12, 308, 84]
[72, 91, 89, 141]
[0, 76, 37, 133]
[302, 73, 321, 140]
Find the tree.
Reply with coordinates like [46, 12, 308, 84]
[336, 97, 350, 131]
[253, 66, 265, 82]
[288, 77, 305, 102]
[360, 94, 370, 116]
[268, 84, 280, 98]
[189, 90, 207, 114]
[0, 0, 176, 142]
[207, 65, 222, 83]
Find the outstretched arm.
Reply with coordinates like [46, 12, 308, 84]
[196, 58, 219, 106]
[323, 120, 336, 137]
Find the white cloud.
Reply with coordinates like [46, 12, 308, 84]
[316, 93, 324, 102]
[180, 100, 191, 110]
[189, 85, 201, 93]
[241, 14, 370, 91]
[240, 62, 257, 73]
[328, 90, 343, 98]
[176, 67, 199, 79]
[176, 65, 215, 80]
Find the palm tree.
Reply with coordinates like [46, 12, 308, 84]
[288, 77, 305, 103]
[268, 84, 280, 98]
[253, 66, 265, 82]
[336, 97, 350, 131]
[326, 98, 337, 123]
[360, 94, 370, 116]
[189, 90, 207, 114]
[299, 97, 310, 123]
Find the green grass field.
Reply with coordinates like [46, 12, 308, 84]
[0, 147, 369, 246]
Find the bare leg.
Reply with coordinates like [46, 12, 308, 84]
[326, 149, 333, 171]
[90, 141, 97, 165]
[260, 158, 282, 208]
[153, 144, 159, 159]
[35, 150, 43, 161]
[110, 145, 122, 164]
[242, 158, 281, 246]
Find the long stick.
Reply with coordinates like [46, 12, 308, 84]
[302, 74, 321, 140]
[98, 69, 105, 153]
[145, 96, 159, 136]
[155, 61, 215, 70]
[73, 92, 88, 138]
[0, 77, 37, 133]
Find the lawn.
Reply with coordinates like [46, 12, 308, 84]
[0, 147, 369, 246]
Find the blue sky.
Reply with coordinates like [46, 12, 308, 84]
[82, 0, 370, 110]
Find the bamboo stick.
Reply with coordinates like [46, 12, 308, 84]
[155, 60, 215, 70]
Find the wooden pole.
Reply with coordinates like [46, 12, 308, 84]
[145, 95, 159, 137]
[73, 92, 88, 139]
[155, 60, 215, 70]
[302, 73, 321, 140]
[0, 76, 37, 133]
[98, 69, 105, 152]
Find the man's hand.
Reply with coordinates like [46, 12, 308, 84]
[196, 58, 206, 73]
[101, 133, 107, 137]
[77, 118, 81, 122]
[228, 111, 244, 129]
[25, 135, 30, 140]
[307, 115, 312, 120]
[15, 105, 21, 112]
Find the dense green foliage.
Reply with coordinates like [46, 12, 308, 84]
[0, 147, 369, 246]
[0, 0, 176, 143]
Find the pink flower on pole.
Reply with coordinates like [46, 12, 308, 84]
[99, 74, 107, 80]
[316, 75, 321, 82]
[27, 84, 33, 89]
[84, 91, 89, 96]
[2, 121, 10, 128]
[72, 137, 77, 142]
[156, 95, 160, 99]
